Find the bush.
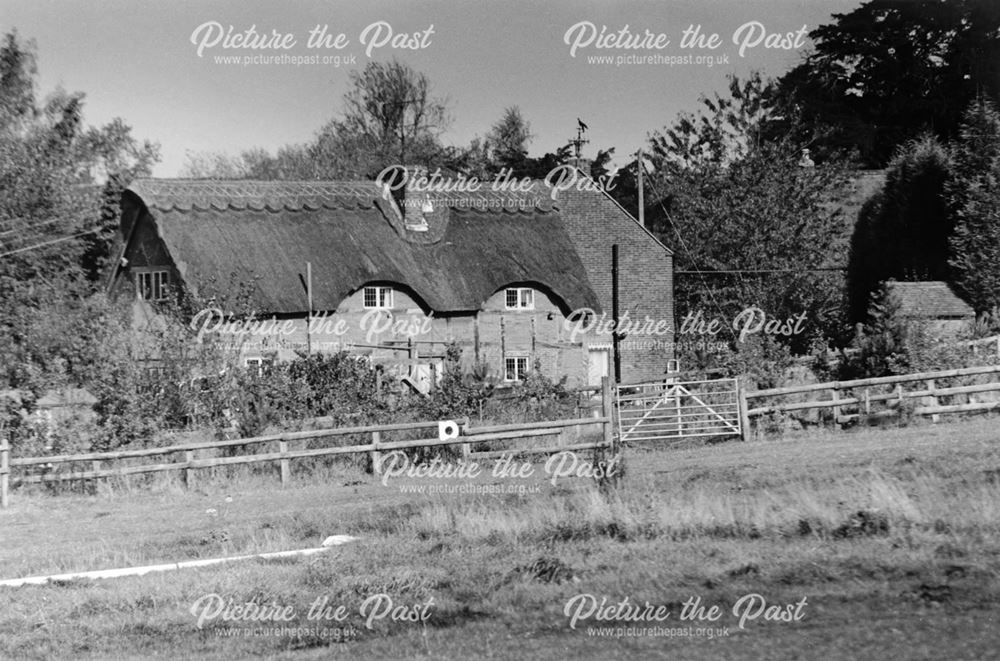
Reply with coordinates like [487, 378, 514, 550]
[839, 281, 996, 380]
[839, 283, 911, 378]
[677, 333, 792, 389]
[419, 344, 494, 421]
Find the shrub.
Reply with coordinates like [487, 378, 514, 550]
[677, 333, 792, 389]
[419, 344, 494, 421]
[840, 281, 996, 380]
[840, 283, 911, 378]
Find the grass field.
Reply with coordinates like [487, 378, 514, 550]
[2, 417, 999, 660]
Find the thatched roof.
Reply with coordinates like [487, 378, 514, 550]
[123, 179, 599, 314]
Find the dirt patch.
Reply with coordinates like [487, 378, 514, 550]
[833, 510, 890, 539]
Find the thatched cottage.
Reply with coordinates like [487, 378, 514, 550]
[108, 173, 674, 389]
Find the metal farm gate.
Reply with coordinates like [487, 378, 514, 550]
[615, 378, 744, 443]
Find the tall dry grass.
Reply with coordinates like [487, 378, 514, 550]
[403, 469, 1000, 544]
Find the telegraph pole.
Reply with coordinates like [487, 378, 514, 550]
[637, 148, 644, 228]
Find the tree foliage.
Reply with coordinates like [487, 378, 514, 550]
[0, 29, 159, 396]
[183, 59, 456, 180]
[840, 282, 911, 378]
[484, 106, 533, 172]
[307, 59, 452, 179]
[948, 100, 1000, 315]
[779, 0, 1000, 167]
[633, 74, 851, 352]
[845, 135, 953, 322]
[650, 72, 783, 171]
[847, 98, 1000, 322]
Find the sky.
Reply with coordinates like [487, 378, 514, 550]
[1, 0, 864, 177]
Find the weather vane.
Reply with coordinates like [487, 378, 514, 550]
[569, 118, 590, 163]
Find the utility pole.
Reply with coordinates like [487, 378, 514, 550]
[306, 262, 313, 356]
[637, 148, 644, 228]
[611, 244, 622, 384]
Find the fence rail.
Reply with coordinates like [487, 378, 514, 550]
[745, 364, 1000, 424]
[0, 379, 615, 508]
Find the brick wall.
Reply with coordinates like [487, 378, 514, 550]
[557, 184, 675, 383]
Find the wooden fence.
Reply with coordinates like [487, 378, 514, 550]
[745, 364, 1000, 425]
[0, 378, 615, 508]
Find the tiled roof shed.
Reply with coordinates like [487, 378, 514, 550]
[885, 281, 975, 319]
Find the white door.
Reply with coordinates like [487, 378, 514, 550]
[587, 349, 610, 386]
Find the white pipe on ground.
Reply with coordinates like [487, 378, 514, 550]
[0, 535, 357, 588]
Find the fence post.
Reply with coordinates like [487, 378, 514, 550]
[674, 385, 682, 435]
[831, 388, 842, 426]
[278, 439, 290, 486]
[601, 376, 615, 452]
[460, 419, 471, 460]
[92, 459, 106, 496]
[371, 431, 382, 476]
[737, 379, 751, 442]
[925, 379, 940, 423]
[183, 450, 195, 490]
[1, 437, 9, 509]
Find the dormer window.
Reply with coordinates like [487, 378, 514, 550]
[136, 269, 169, 301]
[363, 286, 393, 309]
[505, 287, 534, 310]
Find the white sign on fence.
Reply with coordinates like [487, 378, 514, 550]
[438, 420, 459, 441]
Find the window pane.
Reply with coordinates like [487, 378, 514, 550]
[364, 287, 376, 307]
[506, 289, 518, 308]
[136, 271, 169, 300]
[520, 289, 533, 308]
[505, 356, 528, 381]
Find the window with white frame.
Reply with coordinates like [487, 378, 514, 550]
[363, 286, 393, 309]
[245, 356, 274, 376]
[504, 355, 529, 382]
[505, 287, 534, 310]
[136, 270, 169, 301]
